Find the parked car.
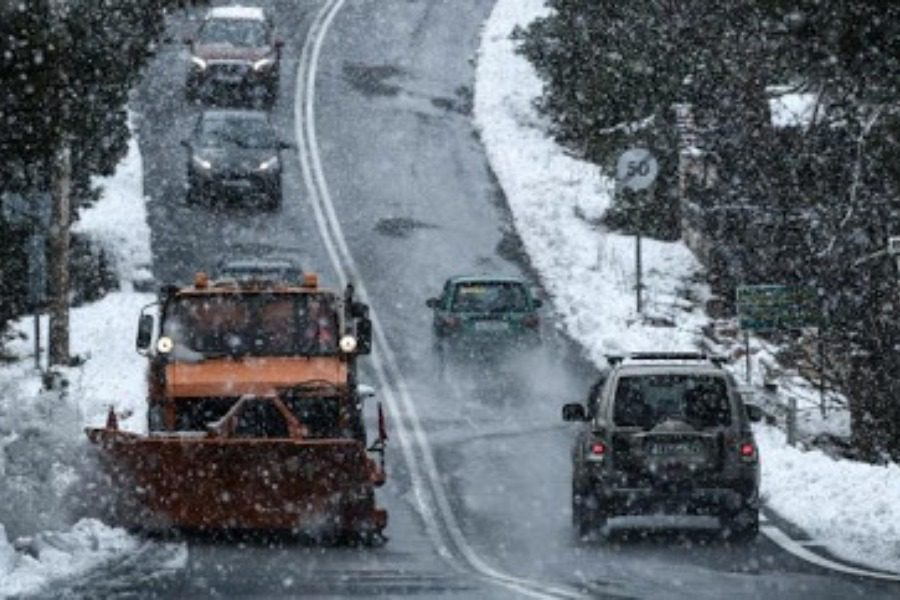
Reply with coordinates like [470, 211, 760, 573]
[184, 5, 282, 105]
[182, 109, 288, 209]
[426, 275, 542, 353]
[562, 352, 762, 539]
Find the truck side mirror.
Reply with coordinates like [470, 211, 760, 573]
[562, 403, 588, 422]
[136, 314, 154, 352]
[532, 298, 543, 308]
[425, 297, 439, 309]
[356, 316, 372, 354]
[350, 300, 368, 318]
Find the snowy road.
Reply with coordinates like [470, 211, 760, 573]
[52, 0, 900, 598]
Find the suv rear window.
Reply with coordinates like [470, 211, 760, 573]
[612, 374, 731, 429]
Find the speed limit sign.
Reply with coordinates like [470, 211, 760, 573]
[616, 148, 658, 191]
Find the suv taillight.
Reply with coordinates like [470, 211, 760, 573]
[739, 440, 757, 462]
[586, 440, 607, 462]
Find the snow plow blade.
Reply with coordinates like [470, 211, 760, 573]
[85, 428, 387, 535]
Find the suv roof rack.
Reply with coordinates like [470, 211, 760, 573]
[607, 352, 727, 368]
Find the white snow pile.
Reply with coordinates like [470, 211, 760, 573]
[474, 0, 900, 574]
[0, 520, 138, 599]
[73, 119, 153, 290]
[0, 116, 159, 597]
[757, 425, 900, 572]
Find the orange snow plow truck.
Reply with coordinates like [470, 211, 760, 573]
[85, 269, 387, 540]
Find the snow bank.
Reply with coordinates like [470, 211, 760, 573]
[0, 519, 139, 599]
[74, 116, 153, 290]
[474, 0, 900, 574]
[757, 425, 900, 572]
[0, 114, 156, 596]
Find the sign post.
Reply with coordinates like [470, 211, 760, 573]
[736, 284, 820, 384]
[616, 148, 659, 314]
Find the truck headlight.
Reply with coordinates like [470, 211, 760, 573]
[157, 336, 174, 354]
[252, 56, 276, 71]
[258, 156, 279, 171]
[192, 155, 213, 170]
[339, 335, 358, 353]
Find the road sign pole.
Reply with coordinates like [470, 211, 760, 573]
[636, 231, 642, 313]
[744, 330, 751, 383]
[616, 148, 658, 316]
[34, 313, 40, 371]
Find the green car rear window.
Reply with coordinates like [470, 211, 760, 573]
[451, 282, 529, 312]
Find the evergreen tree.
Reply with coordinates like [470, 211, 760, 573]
[0, 0, 178, 338]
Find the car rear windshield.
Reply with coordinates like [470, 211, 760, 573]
[199, 19, 268, 47]
[161, 293, 339, 358]
[198, 116, 276, 149]
[451, 281, 529, 312]
[612, 374, 731, 429]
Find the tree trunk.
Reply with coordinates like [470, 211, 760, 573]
[48, 138, 71, 366]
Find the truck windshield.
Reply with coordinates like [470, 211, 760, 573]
[613, 374, 731, 429]
[161, 293, 339, 359]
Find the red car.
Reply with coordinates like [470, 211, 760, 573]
[184, 5, 283, 105]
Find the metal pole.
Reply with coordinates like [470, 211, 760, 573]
[636, 231, 642, 314]
[787, 396, 797, 446]
[818, 330, 826, 418]
[744, 330, 751, 383]
[34, 313, 40, 371]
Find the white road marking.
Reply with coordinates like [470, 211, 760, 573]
[293, 1, 583, 598]
[761, 526, 900, 582]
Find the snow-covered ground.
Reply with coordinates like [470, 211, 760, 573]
[474, 0, 900, 574]
[0, 123, 182, 598]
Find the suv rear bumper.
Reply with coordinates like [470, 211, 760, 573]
[587, 473, 758, 516]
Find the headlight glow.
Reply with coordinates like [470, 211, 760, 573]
[252, 56, 276, 71]
[258, 156, 279, 171]
[157, 336, 174, 354]
[192, 155, 212, 170]
[339, 335, 358, 354]
[190, 55, 207, 70]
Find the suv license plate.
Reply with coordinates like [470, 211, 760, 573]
[647, 441, 704, 456]
[475, 321, 508, 332]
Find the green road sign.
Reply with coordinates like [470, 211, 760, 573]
[736, 284, 819, 331]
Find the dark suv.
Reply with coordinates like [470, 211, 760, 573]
[562, 353, 762, 539]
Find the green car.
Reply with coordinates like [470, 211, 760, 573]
[426, 275, 543, 348]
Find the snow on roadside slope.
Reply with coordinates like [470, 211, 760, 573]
[0, 120, 170, 597]
[756, 426, 900, 573]
[473, 0, 707, 368]
[473, 0, 900, 574]
[0, 521, 139, 599]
